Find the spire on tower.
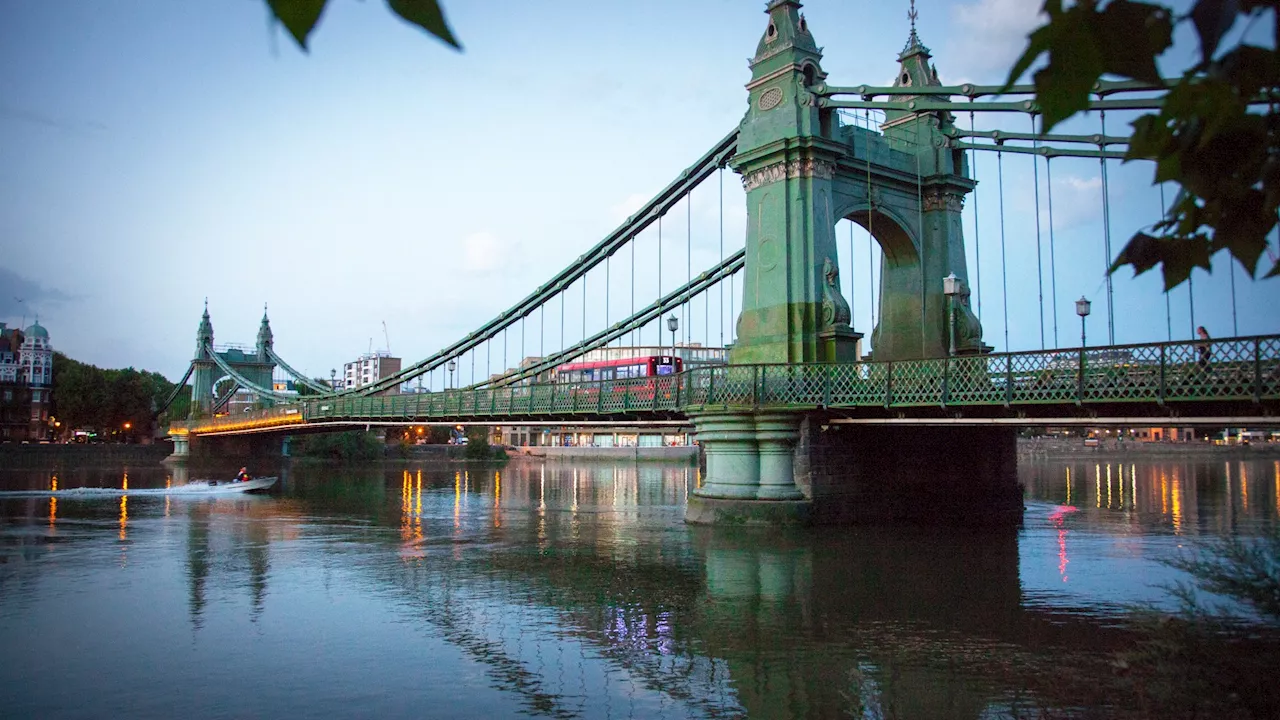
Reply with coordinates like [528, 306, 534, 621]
[901, 0, 930, 58]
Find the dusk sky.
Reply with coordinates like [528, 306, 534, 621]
[2, 0, 1276, 386]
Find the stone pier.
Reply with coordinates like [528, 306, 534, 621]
[686, 412, 812, 525]
[687, 412, 1022, 526]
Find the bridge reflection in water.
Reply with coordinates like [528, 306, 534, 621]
[2, 456, 1277, 718]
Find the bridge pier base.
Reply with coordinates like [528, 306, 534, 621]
[796, 421, 1023, 526]
[686, 412, 812, 526]
[687, 413, 1022, 526]
[163, 434, 190, 464]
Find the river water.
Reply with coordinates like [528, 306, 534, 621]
[1, 453, 1277, 718]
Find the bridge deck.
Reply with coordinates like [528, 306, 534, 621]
[172, 335, 1280, 436]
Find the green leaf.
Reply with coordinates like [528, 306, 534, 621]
[1033, 9, 1106, 130]
[1000, 0, 1065, 91]
[1097, 1, 1174, 84]
[266, 0, 329, 50]
[1110, 232, 1212, 290]
[387, 0, 461, 49]
[1190, 0, 1242, 61]
[1125, 112, 1171, 161]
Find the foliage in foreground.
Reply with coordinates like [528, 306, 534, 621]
[1107, 528, 1280, 718]
[1006, 0, 1280, 289]
[264, 0, 459, 51]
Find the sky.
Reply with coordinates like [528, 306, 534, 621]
[1, 0, 1277, 388]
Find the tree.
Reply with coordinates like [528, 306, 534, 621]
[264, 0, 459, 51]
[1006, 0, 1280, 289]
[51, 353, 189, 436]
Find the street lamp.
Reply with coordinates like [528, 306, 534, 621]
[448, 359, 457, 390]
[943, 273, 962, 357]
[667, 314, 679, 357]
[330, 368, 337, 390]
[1076, 296, 1092, 399]
[1076, 296, 1092, 348]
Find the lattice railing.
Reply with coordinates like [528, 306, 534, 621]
[181, 335, 1280, 433]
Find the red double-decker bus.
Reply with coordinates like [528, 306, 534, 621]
[554, 355, 683, 405]
[555, 355, 682, 383]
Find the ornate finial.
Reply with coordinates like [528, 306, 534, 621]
[908, 0, 920, 43]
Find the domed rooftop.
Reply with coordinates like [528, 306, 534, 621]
[25, 322, 49, 339]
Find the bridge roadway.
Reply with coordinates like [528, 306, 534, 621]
[171, 334, 1280, 439]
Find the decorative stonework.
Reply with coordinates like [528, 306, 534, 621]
[741, 158, 835, 192]
[821, 257, 852, 329]
[757, 86, 784, 111]
[922, 190, 965, 213]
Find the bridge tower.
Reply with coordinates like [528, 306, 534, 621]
[189, 301, 216, 418]
[689, 2, 1014, 526]
[729, 0, 985, 364]
[185, 303, 279, 419]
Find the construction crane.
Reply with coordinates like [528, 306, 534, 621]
[382, 321, 391, 355]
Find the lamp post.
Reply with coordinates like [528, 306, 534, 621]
[666, 314, 679, 358]
[1076, 296, 1092, 348]
[1076, 296, 1091, 400]
[943, 273, 961, 357]
[330, 368, 337, 391]
[448, 359, 457, 390]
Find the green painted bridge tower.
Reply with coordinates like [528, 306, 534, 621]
[188, 303, 277, 418]
[730, 0, 986, 365]
[689, 1, 1014, 525]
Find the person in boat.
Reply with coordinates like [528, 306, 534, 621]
[235, 467, 251, 483]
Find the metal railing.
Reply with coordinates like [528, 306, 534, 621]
[176, 335, 1280, 434]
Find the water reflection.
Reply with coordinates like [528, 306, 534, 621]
[1, 456, 1277, 719]
[1023, 457, 1279, 537]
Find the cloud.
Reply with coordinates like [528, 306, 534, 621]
[462, 231, 505, 272]
[0, 266, 73, 320]
[1041, 174, 1103, 231]
[609, 192, 651, 225]
[946, 0, 1043, 82]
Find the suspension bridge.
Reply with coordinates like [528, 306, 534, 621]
[165, 1, 1280, 524]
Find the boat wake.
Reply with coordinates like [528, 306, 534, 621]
[0, 477, 278, 498]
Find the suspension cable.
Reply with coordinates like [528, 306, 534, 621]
[605, 255, 610, 348]
[658, 214, 664, 347]
[970, 105, 983, 323]
[1230, 258, 1239, 335]
[849, 220, 856, 326]
[631, 234, 636, 348]
[866, 108, 876, 333]
[719, 166, 725, 346]
[915, 116, 925, 354]
[1189, 272, 1196, 338]
[1031, 114, 1045, 349]
[1047, 156, 1060, 348]
[1099, 107, 1116, 344]
[687, 190, 692, 346]
[997, 140, 1010, 350]
[1159, 182, 1171, 341]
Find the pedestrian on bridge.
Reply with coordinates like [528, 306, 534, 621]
[1196, 326, 1212, 373]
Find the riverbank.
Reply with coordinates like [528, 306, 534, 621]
[506, 445, 698, 462]
[0, 442, 172, 468]
[1018, 437, 1280, 460]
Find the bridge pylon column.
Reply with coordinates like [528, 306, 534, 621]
[687, 411, 810, 525]
[728, 1, 858, 365]
[190, 302, 215, 418]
